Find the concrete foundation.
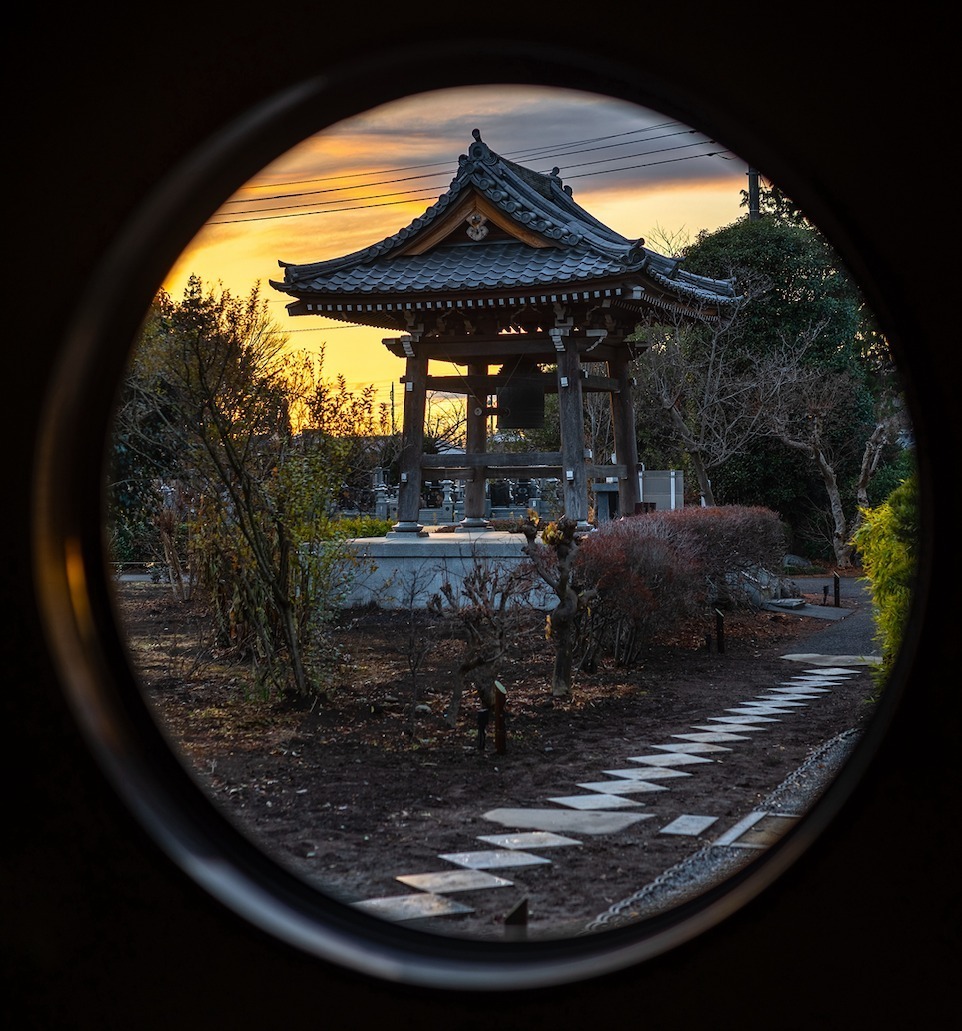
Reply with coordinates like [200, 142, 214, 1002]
[340, 529, 553, 609]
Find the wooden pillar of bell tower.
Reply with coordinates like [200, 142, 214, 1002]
[553, 329, 590, 528]
[390, 349, 428, 536]
[608, 355, 640, 515]
[458, 361, 491, 531]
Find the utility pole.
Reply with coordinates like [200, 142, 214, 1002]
[747, 167, 761, 221]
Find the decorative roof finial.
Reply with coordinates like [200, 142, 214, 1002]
[472, 128, 482, 142]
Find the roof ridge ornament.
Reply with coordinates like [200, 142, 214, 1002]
[625, 238, 648, 268]
[464, 128, 496, 168]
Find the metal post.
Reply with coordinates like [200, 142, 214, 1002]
[715, 609, 725, 653]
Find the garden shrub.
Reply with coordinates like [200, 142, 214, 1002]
[327, 514, 393, 539]
[629, 506, 788, 607]
[852, 472, 918, 687]
[576, 518, 702, 668]
[569, 505, 786, 669]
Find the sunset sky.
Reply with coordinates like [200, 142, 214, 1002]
[162, 84, 752, 412]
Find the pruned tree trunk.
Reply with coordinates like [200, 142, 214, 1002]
[779, 433, 854, 568]
[688, 450, 715, 506]
[548, 587, 578, 698]
[814, 446, 853, 568]
[522, 515, 596, 700]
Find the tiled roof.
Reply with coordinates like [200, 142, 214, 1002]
[278, 239, 630, 295]
[271, 130, 737, 307]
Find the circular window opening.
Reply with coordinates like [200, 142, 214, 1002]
[33, 54, 923, 991]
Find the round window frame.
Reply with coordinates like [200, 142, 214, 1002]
[30, 41, 928, 992]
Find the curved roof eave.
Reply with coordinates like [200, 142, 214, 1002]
[275, 130, 739, 304]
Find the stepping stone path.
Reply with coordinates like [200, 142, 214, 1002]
[349, 663, 867, 926]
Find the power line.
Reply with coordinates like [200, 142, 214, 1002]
[562, 149, 734, 181]
[234, 121, 689, 191]
[207, 148, 735, 226]
[219, 134, 713, 217]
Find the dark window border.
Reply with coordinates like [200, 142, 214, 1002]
[30, 42, 928, 991]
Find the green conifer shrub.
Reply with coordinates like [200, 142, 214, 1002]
[852, 472, 919, 687]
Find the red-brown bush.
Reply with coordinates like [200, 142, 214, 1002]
[629, 506, 787, 606]
[573, 505, 787, 667]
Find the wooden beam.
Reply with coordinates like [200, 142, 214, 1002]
[421, 373, 553, 393]
[423, 451, 563, 469]
[420, 462, 626, 479]
[394, 193, 555, 255]
[384, 335, 627, 364]
[417, 372, 619, 394]
[581, 373, 621, 393]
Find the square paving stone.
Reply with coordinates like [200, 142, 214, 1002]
[710, 715, 779, 724]
[650, 742, 732, 753]
[483, 807, 653, 835]
[691, 723, 768, 733]
[603, 767, 692, 779]
[626, 752, 715, 766]
[577, 780, 668, 794]
[477, 831, 582, 850]
[782, 655, 867, 667]
[659, 814, 719, 836]
[736, 700, 801, 710]
[437, 850, 551, 870]
[395, 870, 514, 893]
[351, 893, 475, 920]
[673, 732, 750, 743]
[728, 707, 796, 716]
[779, 676, 841, 684]
[548, 793, 643, 810]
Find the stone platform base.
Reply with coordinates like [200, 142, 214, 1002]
[340, 529, 551, 609]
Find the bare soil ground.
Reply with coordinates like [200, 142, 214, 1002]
[114, 574, 876, 941]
